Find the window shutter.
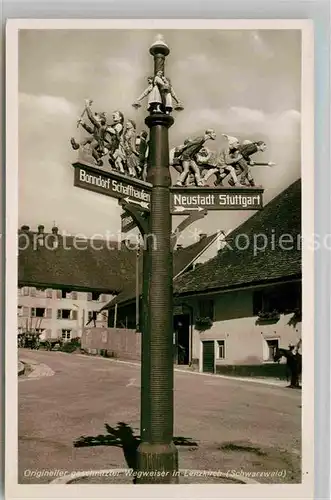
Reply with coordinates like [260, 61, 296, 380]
[30, 288, 36, 297]
[71, 291, 78, 300]
[72, 310, 78, 320]
[46, 289, 53, 299]
[23, 287, 29, 296]
[56, 290, 62, 299]
[23, 306, 29, 316]
[87, 292, 92, 301]
[57, 310, 62, 319]
[31, 308, 36, 317]
[46, 308, 52, 319]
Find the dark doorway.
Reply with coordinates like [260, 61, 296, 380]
[202, 340, 215, 373]
[173, 314, 190, 365]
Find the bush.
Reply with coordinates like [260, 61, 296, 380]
[60, 337, 81, 353]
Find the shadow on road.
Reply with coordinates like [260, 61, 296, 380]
[73, 422, 198, 472]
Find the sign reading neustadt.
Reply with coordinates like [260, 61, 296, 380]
[170, 187, 263, 214]
[73, 162, 151, 212]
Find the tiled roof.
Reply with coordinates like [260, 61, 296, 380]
[18, 234, 137, 293]
[18, 230, 217, 296]
[174, 179, 301, 297]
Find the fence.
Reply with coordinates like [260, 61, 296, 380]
[81, 327, 141, 361]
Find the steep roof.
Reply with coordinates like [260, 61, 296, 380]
[18, 233, 137, 293]
[18, 229, 217, 296]
[102, 232, 219, 309]
[174, 179, 301, 298]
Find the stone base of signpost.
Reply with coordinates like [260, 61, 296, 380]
[136, 441, 179, 484]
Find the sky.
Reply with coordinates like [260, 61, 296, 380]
[18, 28, 301, 244]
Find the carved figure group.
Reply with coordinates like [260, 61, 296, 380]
[170, 132, 276, 187]
[70, 102, 276, 187]
[70, 100, 149, 179]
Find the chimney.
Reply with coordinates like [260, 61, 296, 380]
[37, 225, 45, 234]
[199, 233, 207, 241]
[20, 225, 30, 232]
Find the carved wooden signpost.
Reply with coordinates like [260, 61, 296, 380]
[71, 34, 268, 484]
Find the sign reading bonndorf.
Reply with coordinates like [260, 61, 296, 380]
[73, 162, 151, 212]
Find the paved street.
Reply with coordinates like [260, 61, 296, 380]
[18, 350, 301, 484]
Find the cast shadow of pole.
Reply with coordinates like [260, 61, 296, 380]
[73, 421, 198, 474]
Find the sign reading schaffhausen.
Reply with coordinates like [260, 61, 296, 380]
[73, 162, 151, 212]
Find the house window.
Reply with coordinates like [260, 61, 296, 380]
[71, 310, 78, 320]
[91, 291, 100, 301]
[253, 283, 301, 316]
[61, 329, 71, 340]
[71, 291, 78, 300]
[217, 340, 225, 359]
[198, 299, 214, 321]
[35, 307, 46, 318]
[56, 289, 72, 299]
[30, 287, 36, 297]
[57, 309, 71, 319]
[266, 339, 279, 361]
[22, 306, 29, 317]
[46, 289, 53, 299]
[23, 287, 30, 296]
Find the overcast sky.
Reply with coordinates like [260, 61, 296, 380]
[19, 28, 301, 244]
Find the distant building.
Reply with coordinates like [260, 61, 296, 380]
[18, 224, 137, 341]
[17, 286, 111, 341]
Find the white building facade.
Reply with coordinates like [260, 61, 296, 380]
[18, 286, 113, 341]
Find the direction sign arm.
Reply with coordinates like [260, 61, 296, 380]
[119, 201, 150, 236]
[171, 210, 208, 250]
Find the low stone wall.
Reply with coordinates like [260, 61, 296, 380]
[81, 327, 141, 361]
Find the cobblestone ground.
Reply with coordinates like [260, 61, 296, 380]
[18, 350, 302, 485]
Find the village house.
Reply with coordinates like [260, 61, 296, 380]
[104, 179, 301, 372]
[172, 179, 301, 372]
